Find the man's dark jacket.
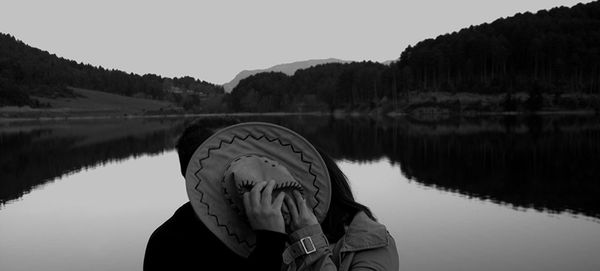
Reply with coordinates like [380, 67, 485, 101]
[144, 202, 286, 271]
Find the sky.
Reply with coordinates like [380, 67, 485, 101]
[0, 0, 594, 84]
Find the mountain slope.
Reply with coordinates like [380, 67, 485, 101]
[223, 58, 349, 92]
[0, 33, 223, 108]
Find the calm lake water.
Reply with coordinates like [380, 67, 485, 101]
[1, 115, 599, 271]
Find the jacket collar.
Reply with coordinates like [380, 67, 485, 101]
[340, 212, 389, 252]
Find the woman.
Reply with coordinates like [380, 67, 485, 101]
[243, 149, 399, 271]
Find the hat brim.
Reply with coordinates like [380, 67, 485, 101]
[185, 122, 331, 257]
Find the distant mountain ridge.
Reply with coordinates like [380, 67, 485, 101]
[223, 58, 350, 92]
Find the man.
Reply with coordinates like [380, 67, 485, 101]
[143, 121, 288, 271]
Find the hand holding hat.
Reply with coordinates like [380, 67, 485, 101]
[243, 180, 286, 233]
[284, 190, 319, 233]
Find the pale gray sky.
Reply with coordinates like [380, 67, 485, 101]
[0, 0, 593, 84]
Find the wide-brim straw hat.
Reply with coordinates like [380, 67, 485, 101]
[185, 122, 331, 257]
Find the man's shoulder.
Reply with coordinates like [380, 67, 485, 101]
[144, 202, 247, 270]
[144, 202, 201, 270]
[149, 202, 198, 241]
[160, 202, 197, 229]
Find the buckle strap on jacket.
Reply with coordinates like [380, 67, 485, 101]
[282, 233, 329, 264]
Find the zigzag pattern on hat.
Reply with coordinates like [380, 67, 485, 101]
[192, 132, 321, 248]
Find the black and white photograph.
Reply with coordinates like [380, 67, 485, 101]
[1, 1, 600, 270]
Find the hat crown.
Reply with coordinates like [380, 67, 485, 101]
[222, 155, 303, 216]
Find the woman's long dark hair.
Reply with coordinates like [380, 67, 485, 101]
[318, 149, 375, 243]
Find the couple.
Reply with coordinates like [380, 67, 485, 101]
[144, 121, 399, 270]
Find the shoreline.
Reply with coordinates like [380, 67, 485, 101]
[0, 111, 330, 123]
[0, 109, 596, 123]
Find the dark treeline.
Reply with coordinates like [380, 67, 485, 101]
[0, 119, 187, 205]
[229, 1, 600, 112]
[3, 116, 600, 218]
[0, 33, 223, 107]
[395, 1, 600, 94]
[228, 62, 389, 112]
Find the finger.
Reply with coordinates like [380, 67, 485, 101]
[281, 201, 289, 215]
[250, 181, 267, 207]
[273, 192, 285, 209]
[262, 180, 275, 205]
[292, 190, 304, 200]
[285, 195, 299, 223]
[293, 190, 308, 215]
[242, 192, 251, 210]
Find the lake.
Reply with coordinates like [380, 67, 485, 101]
[1, 115, 599, 271]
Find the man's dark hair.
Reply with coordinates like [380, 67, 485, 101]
[175, 118, 240, 176]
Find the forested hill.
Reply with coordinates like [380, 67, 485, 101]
[229, 1, 600, 113]
[395, 1, 600, 94]
[0, 33, 223, 107]
[228, 62, 388, 112]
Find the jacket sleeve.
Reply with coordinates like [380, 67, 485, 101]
[286, 226, 399, 271]
[286, 224, 338, 271]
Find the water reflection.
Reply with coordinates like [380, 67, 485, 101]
[246, 115, 600, 220]
[0, 118, 187, 205]
[2, 115, 600, 221]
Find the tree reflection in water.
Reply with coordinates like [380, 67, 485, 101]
[1, 115, 599, 220]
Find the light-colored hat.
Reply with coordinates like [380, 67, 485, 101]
[185, 122, 331, 257]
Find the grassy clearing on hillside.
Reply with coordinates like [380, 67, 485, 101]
[0, 87, 180, 118]
[38, 87, 175, 112]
